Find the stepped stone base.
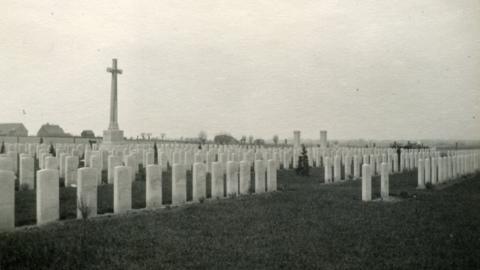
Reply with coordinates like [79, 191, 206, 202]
[101, 129, 125, 151]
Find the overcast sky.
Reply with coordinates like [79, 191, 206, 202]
[1, 0, 479, 141]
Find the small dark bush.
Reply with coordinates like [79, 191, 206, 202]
[295, 144, 309, 176]
[399, 191, 409, 198]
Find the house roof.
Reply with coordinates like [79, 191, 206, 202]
[0, 123, 27, 133]
[37, 123, 66, 136]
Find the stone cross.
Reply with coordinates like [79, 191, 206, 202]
[107, 58, 122, 130]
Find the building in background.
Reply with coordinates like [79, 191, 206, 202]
[0, 123, 28, 136]
[37, 123, 70, 137]
[81, 130, 95, 138]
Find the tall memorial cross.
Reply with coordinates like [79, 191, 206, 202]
[107, 59, 123, 130]
[102, 58, 125, 149]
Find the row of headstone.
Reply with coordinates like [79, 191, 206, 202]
[2, 142, 478, 180]
[360, 152, 480, 201]
[1, 142, 477, 189]
[417, 153, 480, 188]
[1, 140, 458, 175]
[0, 159, 278, 232]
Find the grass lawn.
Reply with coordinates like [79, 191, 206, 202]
[1, 168, 480, 269]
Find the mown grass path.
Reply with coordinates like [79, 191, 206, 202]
[1, 168, 480, 269]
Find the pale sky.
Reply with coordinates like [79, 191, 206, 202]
[1, 0, 479, 141]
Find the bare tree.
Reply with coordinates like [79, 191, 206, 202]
[198, 130, 207, 144]
[273, 135, 279, 145]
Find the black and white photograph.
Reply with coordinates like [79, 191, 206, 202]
[0, 1, 479, 269]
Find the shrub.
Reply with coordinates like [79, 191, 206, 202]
[153, 141, 158, 165]
[399, 191, 409, 198]
[49, 143, 56, 157]
[19, 183, 30, 191]
[77, 198, 91, 220]
[425, 182, 434, 190]
[213, 134, 238, 145]
[295, 144, 310, 176]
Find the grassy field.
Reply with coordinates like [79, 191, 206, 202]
[1, 168, 480, 269]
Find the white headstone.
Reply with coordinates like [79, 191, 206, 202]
[77, 167, 98, 219]
[146, 165, 162, 208]
[65, 156, 79, 186]
[211, 162, 224, 199]
[0, 156, 14, 172]
[125, 154, 137, 183]
[90, 155, 102, 185]
[7, 151, 18, 172]
[192, 162, 206, 201]
[393, 154, 399, 173]
[226, 161, 239, 196]
[254, 160, 265, 193]
[108, 155, 122, 184]
[431, 157, 438, 184]
[172, 164, 186, 205]
[19, 155, 34, 190]
[59, 153, 67, 178]
[0, 170, 15, 231]
[267, 159, 277, 191]
[145, 152, 154, 166]
[333, 155, 341, 182]
[353, 155, 360, 180]
[324, 156, 332, 184]
[417, 159, 425, 189]
[362, 164, 371, 201]
[36, 169, 59, 224]
[425, 157, 431, 184]
[114, 166, 131, 214]
[239, 161, 250, 194]
[344, 155, 352, 180]
[380, 162, 389, 199]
